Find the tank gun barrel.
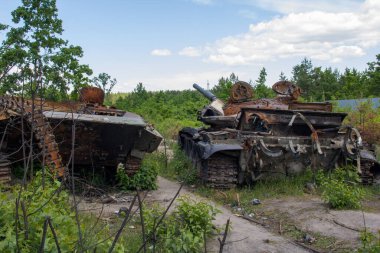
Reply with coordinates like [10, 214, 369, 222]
[193, 83, 216, 101]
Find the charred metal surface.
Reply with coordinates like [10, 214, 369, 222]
[79, 86, 105, 104]
[179, 81, 380, 188]
[202, 154, 238, 189]
[0, 87, 162, 185]
[0, 96, 65, 178]
[229, 81, 253, 102]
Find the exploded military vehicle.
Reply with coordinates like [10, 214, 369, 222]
[179, 81, 380, 188]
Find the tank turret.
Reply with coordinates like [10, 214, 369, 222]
[79, 86, 105, 104]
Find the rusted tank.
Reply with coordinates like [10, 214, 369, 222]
[0, 87, 162, 185]
[179, 81, 380, 188]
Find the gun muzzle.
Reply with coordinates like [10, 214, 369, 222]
[193, 83, 216, 101]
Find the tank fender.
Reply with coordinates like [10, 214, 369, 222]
[196, 141, 243, 159]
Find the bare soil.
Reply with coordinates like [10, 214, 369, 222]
[147, 177, 310, 253]
[78, 177, 380, 252]
[255, 196, 380, 250]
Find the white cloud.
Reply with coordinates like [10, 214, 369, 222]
[178, 47, 201, 57]
[199, 0, 380, 65]
[151, 49, 172, 56]
[243, 0, 361, 14]
[116, 70, 237, 92]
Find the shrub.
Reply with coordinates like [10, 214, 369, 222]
[317, 167, 364, 209]
[169, 146, 198, 185]
[359, 231, 380, 253]
[116, 153, 162, 190]
[159, 145, 198, 184]
[0, 172, 124, 252]
[143, 196, 219, 253]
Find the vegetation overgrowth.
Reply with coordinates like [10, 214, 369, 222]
[360, 231, 380, 253]
[338, 101, 380, 146]
[0, 172, 126, 252]
[317, 167, 365, 209]
[159, 145, 199, 185]
[143, 197, 218, 253]
[116, 152, 162, 190]
[1, 0, 380, 252]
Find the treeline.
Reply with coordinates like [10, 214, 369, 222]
[113, 83, 208, 138]
[113, 54, 380, 137]
[214, 55, 380, 102]
[289, 56, 380, 101]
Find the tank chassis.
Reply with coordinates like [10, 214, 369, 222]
[179, 81, 380, 188]
[0, 87, 162, 185]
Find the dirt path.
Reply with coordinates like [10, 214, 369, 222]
[147, 176, 310, 253]
[77, 175, 380, 252]
[259, 196, 380, 249]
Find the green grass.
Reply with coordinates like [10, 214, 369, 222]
[195, 170, 314, 214]
[158, 145, 198, 185]
[281, 224, 352, 252]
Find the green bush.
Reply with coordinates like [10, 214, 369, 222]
[143, 196, 219, 253]
[170, 146, 198, 185]
[116, 153, 162, 190]
[359, 231, 380, 253]
[317, 167, 364, 209]
[0, 172, 124, 252]
[158, 145, 198, 184]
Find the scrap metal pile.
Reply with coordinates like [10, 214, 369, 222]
[179, 81, 380, 188]
[0, 87, 162, 185]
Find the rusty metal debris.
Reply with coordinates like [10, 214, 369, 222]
[0, 87, 162, 185]
[179, 81, 380, 188]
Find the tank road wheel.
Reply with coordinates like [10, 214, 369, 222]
[201, 153, 238, 189]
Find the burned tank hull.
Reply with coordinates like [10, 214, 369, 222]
[0, 88, 162, 185]
[179, 81, 380, 188]
[45, 110, 162, 176]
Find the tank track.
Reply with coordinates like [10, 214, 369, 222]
[0, 96, 65, 178]
[360, 159, 377, 185]
[125, 156, 142, 176]
[202, 153, 238, 189]
[0, 154, 11, 185]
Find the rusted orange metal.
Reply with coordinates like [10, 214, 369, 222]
[179, 80, 380, 188]
[0, 86, 162, 185]
[79, 86, 105, 104]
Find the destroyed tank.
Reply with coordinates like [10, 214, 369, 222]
[179, 81, 380, 188]
[0, 87, 162, 185]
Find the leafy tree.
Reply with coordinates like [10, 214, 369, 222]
[366, 53, 380, 97]
[337, 68, 367, 99]
[0, 0, 92, 100]
[211, 73, 238, 101]
[292, 58, 314, 100]
[254, 67, 274, 98]
[311, 67, 340, 101]
[279, 71, 287, 81]
[92, 72, 117, 96]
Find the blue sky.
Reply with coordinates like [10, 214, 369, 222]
[1, 0, 379, 92]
